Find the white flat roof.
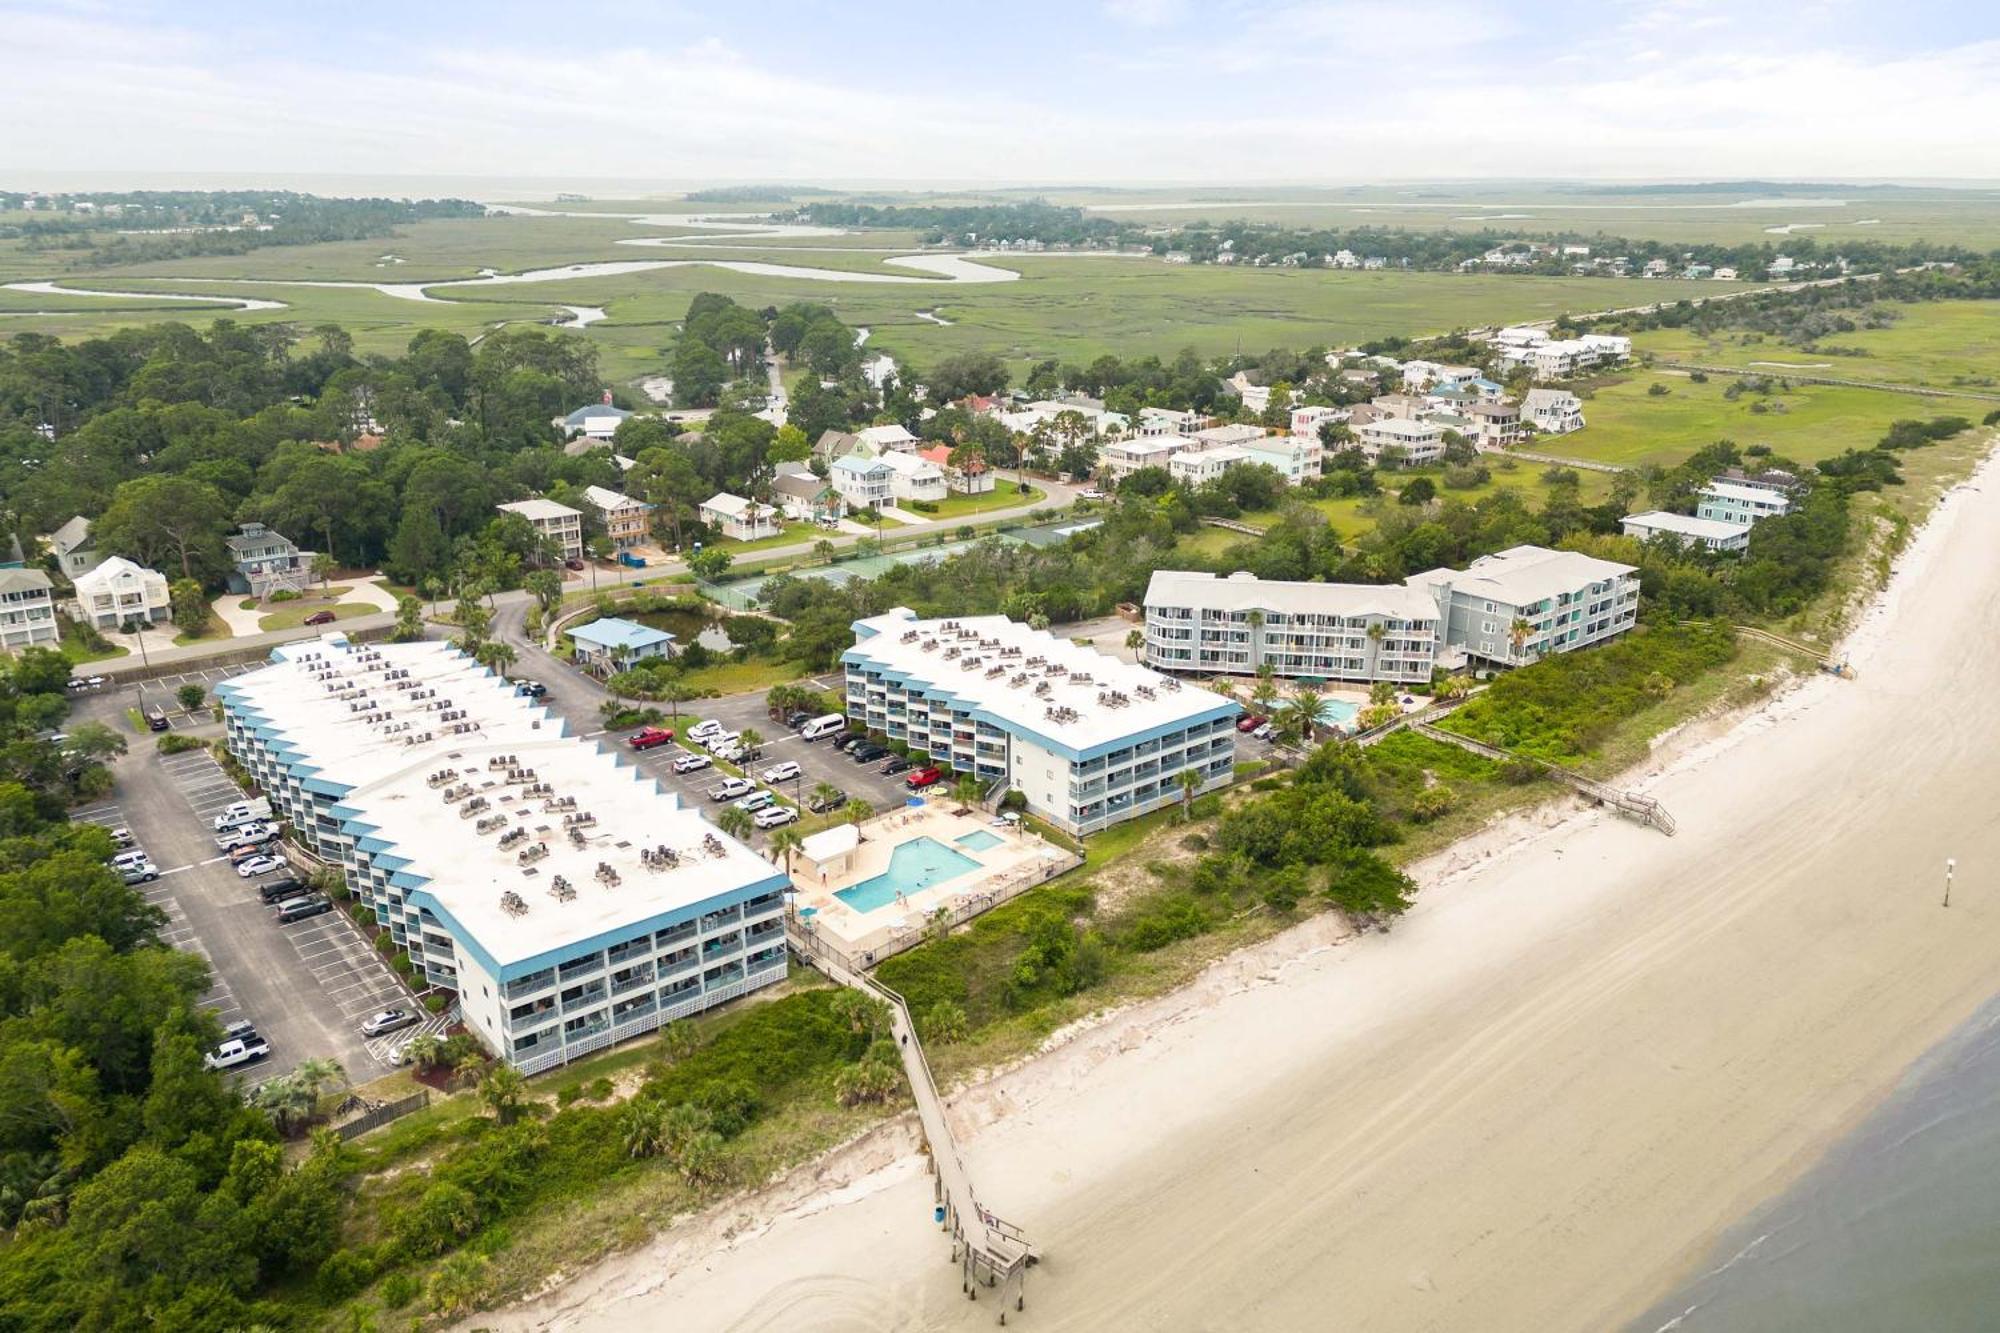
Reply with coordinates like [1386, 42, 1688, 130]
[1622, 511, 1746, 542]
[1700, 480, 1790, 505]
[498, 498, 581, 523]
[226, 637, 778, 971]
[1146, 569, 1438, 623]
[845, 610, 1237, 756]
[1411, 544, 1635, 608]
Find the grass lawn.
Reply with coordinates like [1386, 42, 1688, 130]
[60, 634, 129, 665]
[256, 600, 378, 632]
[172, 612, 232, 646]
[715, 520, 821, 556]
[920, 483, 1044, 519]
[1634, 299, 2000, 392]
[1545, 371, 1925, 469]
[671, 657, 809, 695]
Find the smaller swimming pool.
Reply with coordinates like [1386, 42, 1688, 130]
[954, 829, 1004, 852]
[835, 836, 981, 913]
[1325, 699, 1360, 726]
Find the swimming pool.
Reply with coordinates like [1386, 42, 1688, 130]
[954, 829, 1004, 852]
[1325, 699, 1360, 726]
[835, 837, 981, 913]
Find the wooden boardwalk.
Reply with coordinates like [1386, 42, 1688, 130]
[790, 921, 1037, 1317]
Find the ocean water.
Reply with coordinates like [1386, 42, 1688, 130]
[1634, 992, 2000, 1331]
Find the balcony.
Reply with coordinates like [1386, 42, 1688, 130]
[557, 951, 604, 983]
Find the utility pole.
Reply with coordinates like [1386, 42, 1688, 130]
[1944, 857, 1957, 908]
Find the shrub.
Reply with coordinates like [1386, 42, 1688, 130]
[391, 952, 415, 979]
[1179, 832, 1209, 853]
[1410, 785, 1457, 823]
[380, 1271, 420, 1310]
[175, 683, 206, 710]
[1117, 892, 1212, 952]
[156, 733, 202, 755]
[423, 992, 449, 1013]
[908, 499, 939, 513]
[1647, 382, 1670, 396]
[314, 1248, 376, 1301]
[269, 588, 300, 602]
[1186, 793, 1222, 821]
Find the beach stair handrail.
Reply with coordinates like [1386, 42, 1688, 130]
[1412, 723, 1677, 836]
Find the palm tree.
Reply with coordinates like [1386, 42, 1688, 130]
[1251, 677, 1281, 719]
[810, 780, 842, 814]
[310, 551, 336, 599]
[1245, 608, 1265, 667]
[292, 1056, 348, 1105]
[1508, 616, 1534, 659]
[1282, 681, 1331, 745]
[769, 825, 804, 875]
[661, 681, 694, 725]
[950, 772, 982, 811]
[478, 1064, 528, 1125]
[739, 726, 763, 761]
[1124, 628, 1145, 662]
[843, 797, 873, 830]
[476, 640, 517, 680]
[1177, 767, 1202, 818]
[453, 1051, 487, 1090]
[659, 1019, 699, 1064]
[1436, 674, 1471, 702]
[715, 806, 755, 841]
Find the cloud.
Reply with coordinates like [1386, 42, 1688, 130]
[1103, 0, 1188, 25]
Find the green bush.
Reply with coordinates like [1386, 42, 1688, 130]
[423, 992, 449, 1013]
[1115, 891, 1213, 952]
[268, 588, 300, 602]
[314, 1248, 376, 1301]
[391, 952, 415, 979]
[379, 1271, 419, 1310]
[908, 499, 939, 513]
[156, 733, 203, 754]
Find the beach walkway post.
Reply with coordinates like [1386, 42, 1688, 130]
[789, 920, 1036, 1318]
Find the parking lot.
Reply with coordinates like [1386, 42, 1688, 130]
[95, 734, 441, 1084]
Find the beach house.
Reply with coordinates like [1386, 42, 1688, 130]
[698, 493, 781, 542]
[496, 499, 585, 563]
[70, 556, 172, 629]
[1620, 511, 1751, 552]
[582, 485, 652, 551]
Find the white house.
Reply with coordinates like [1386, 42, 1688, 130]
[1100, 437, 1184, 481]
[1239, 434, 1323, 484]
[0, 568, 59, 650]
[497, 499, 585, 562]
[70, 556, 172, 630]
[856, 423, 920, 454]
[876, 449, 948, 502]
[1696, 480, 1793, 527]
[829, 455, 895, 509]
[1621, 511, 1751, 552]
[1170, 445, 1253, 485]
[1290, 405, 1346, 439]
[1191, 423, 1268, 451]
[699, 492, 781, 541]
[582, 485, 652, 551]
[1359, 417, 1445, 466]
[1521, 388, 1585, 435]
[771, 462, 845, 523]
[1464, 400, 1523, 450]
[1401, 361, 1480, 392]
[1139, 407, 1213, 437]
[560, 399, 632, 441]
[1227, 371, 1271, 414]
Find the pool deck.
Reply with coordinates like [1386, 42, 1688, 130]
[789, 804, 1073, 964]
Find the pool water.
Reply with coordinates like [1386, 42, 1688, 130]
[1326, 699, 1360, 726]
[835, 837, 981, 913]
[954, 829, 1004, 852]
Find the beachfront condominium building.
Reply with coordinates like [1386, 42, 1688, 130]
[1406, 545, 1639, 667]
[1143, 570, 1440, 684]
[0, 568, 58, 650]
[1696, 480, 1793, 527]
[217, 635, 787, 1074]
[1620, 511, 1751, 553]
[843, 609, 1240, 835]
[496, 499, 585, 562]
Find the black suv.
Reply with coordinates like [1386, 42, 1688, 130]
[785, 710, 812, 730]
[257, 876, 306, 903]
[880, 756, 912, 776]
[850, 742, 890, 764]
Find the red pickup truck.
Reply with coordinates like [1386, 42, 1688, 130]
[628, 726, 676, 751]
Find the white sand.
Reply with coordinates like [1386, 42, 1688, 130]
[478, 441, 2000, 1333]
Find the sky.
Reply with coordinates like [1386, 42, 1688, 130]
[4, 0, 1998, 189]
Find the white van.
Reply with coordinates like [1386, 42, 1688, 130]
[801, 714, 846, 741]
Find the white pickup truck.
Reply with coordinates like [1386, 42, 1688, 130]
[203, 1030, 272, 1071]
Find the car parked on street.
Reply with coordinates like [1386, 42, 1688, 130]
[672, 750, 712, 774]
[360, 1008, 418, 1038]
[905, 767, 943, 791]
[753, 804, 799, 829]
[1252, 722, 1277, 741]
[807, 788, 848, 814]
[707, 777, 755, 802]
[229, 840, 276, 864]
[702, 730, 741, 753]
[628, 726, 676, 750]
[236, 854, 286, 878]
[761, 761, 800, 783]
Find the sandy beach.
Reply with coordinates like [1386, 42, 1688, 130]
[479, 441, 2000, 1333]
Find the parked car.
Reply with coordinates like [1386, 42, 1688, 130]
[850, 743, 890, 764]
[702, 729, 742, 752]
[880, 756, 912, 776]
[223, 1019, 260, 1044]
[784, 710, 812, 731]
[274, 894, 331, 924]
[732, 790, 776, 814]
[807, 788, 848, 814]
[761, 761, 801, 783]
[203, 1034, 271, 1071]
[687, 719, 725, 742]
[833, 732, 869, 753]
[110, 848, 151, 871]
[515, 680, 548, 698]
[360, 1008, 417, 1038]
[1079, 487, 1106, 500]
[1236, 714, 1268, 734]
[904, 767, 943, 791]
[108, 826, 133, 846]
[565, 558, 585, 571]
[216, 823, 274, 851]
[257, 876, 306, 903]
[672, 750, 712, 774]
[303, 609, 337, 626]
[707, 777, 755, 802]
[213, 802, 264, 830]
[628, 726, 676, 751]
[146, 709, 169, 732]
[236, 854, 286, 878]
[1252, 722, 1277, 741]
[229, 840, 276, 864]
[119, 861, 159, 885]
[754, 804, 800, 829]
[712, 742, 745, 763]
